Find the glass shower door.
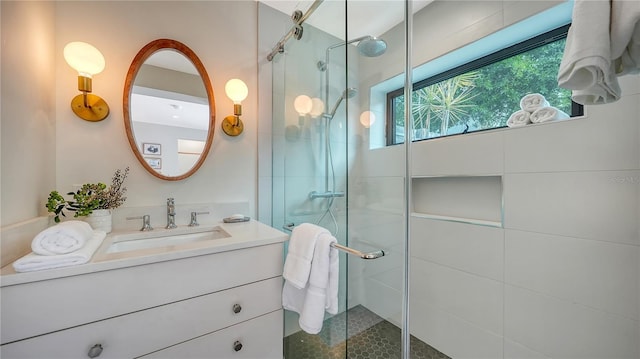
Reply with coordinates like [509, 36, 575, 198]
[263, 0, 410, 357]
[267, 2, 350, 357]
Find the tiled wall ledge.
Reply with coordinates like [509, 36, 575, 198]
[412, 175, 503, 227]
[411, 212, 502, 228]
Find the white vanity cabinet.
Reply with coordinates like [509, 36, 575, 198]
[0, 242, 285, 359]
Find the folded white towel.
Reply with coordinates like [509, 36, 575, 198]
[519, 93, 549, 112]
[13, 230, 106, 272]
[31, 220, 93, 256]
[611, 0, 640, 75]
[530, 106, 570, 123]
[283, 223, 329, 289]
[506, 110, 532, 128]
[282, 227, 338, 334]
[558, 0, 622, 104]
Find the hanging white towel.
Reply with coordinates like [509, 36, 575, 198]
[283, 223, 330, 289]
[611, 0, 640, 75]
[282, 224, 339, 334]
[13, 230, 106, 272]
[558, 0, 622, 104]
[530, 106, 570, 124]
[31, 220, 93, 255]
[506, 110, 532, 128]
[519, 93, 549, 113]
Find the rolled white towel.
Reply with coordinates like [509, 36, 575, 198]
[31, 220, 93, 256]
[520, 93, 549, 112]
[506, 110, 532, 128]
[530, 106, 570, 124]
[13, 230, 107, 272]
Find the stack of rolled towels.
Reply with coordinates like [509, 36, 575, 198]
[12, 220, 106, 272]
[507, 93, 569, 128]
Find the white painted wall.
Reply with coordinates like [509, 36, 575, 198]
[1, 1, 56, 227]
[1, 1, 258, 265]
[350, 1, 640, 358]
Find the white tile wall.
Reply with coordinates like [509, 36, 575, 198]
[504, 99, 639, 173]
[411, 217, 504, 281]
[412, 131, 504, 176]
[410, 296, 504, 359]
[505, 285, 639, 359]
[361, 275, 403, 325]
[505, 229, 639, 320]
[503, 170, 640, 245]
[411, 258, 504, 335]
[503, 338, 550, 359]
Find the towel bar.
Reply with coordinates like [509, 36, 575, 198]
[282, 223, 385, 260]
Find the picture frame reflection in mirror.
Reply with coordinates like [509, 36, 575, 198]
[144, 157, 162, 169]
[142, 143, 161, 155]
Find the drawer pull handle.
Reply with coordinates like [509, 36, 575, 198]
[88, 344, 103, 358]
[233, 340, 243, 352]
[232, 303, 242, 314]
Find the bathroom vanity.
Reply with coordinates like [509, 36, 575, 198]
[0, 220, 287, 358]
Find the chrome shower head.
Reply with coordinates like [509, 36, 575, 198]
[317, 35, 387, 71]
[326, 88, 357, 119]
[357, 36, 387, 57]
[342, 87, 357, 99]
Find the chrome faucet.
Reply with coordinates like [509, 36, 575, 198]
[126, 214, 153, 231]
[166, 198, 177, 229]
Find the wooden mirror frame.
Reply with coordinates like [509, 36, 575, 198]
[123, 39, 215, 181]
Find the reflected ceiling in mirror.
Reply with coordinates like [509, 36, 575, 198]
[123, 39, 215, 181]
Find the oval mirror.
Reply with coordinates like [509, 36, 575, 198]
[123, 39, 215, 181]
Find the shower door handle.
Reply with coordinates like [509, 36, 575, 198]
[282, 222, 385, 260]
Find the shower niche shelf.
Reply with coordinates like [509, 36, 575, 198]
[411, 175, 503, 227]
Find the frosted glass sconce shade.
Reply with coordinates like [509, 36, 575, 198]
[64, 41, 109, 122]
[310, 98, 325, 118]
[360, 111, 376, 128]
[225, 79, 248, 104]
[294, 95, 313, 115]
[64, 42, 105, 77]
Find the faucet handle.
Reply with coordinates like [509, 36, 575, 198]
[189, 211, 210, 227]
[127, 215, 153, 231]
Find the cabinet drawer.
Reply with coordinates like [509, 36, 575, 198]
[0, 277, 282, 359]
[1, 243, 283, 344]
[141, 309, 283, 359]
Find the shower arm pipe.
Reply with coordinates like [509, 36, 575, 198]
[266, 0, 324, 61]
[323, 35, 372, 106]
[282, 223, 385, 260]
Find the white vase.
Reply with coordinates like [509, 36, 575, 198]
[84, 209, 112, 233]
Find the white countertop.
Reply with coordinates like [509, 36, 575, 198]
[0, 220, 288, 287]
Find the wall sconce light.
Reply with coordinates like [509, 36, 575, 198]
[294, 95, 313, 116]
[294, 95, 325, 119]
[222, 78, 248, 136]
[310, 98, 325, 118]
[360, 111, 376, 128]
[64, 42, 109, 122]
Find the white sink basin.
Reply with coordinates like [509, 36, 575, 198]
[106, 226, 230, 254]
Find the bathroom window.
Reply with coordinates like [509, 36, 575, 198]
[387, 24, 583, 145]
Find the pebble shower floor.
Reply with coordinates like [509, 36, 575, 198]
[283, 305, 451, 359]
